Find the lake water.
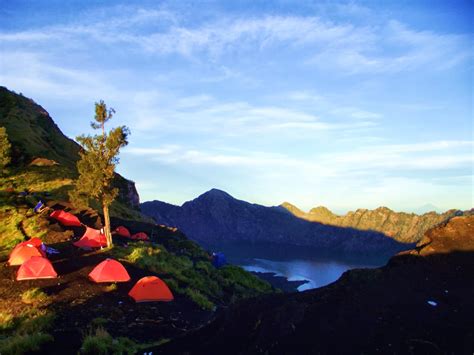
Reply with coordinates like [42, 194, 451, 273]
[240, 257, 380, 291]
[211, 243, 388, 291]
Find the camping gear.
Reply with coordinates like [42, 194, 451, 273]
[16, 256, 58, 280]
[131, 232, 149, 241]
[212, 252, 227, 268]
[8, 239, 46, 266]
[89, 258, 130, 283]
[115, 226, 131, 238]
[50, 210, 82, 227]
[34, 201, 44, 213]
[128, 276, 174, 302]
[45, 247, 60, 255]
[73, 227, 107, 249]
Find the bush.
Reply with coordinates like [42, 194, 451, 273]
[185, 288, 214, 310]
[0, 312, 15, 330]
[0, 333, 53, 355]
[18, 311, 55, 333]
[81, 327, 111, 355]
[103, 283, 117, 292]
[80, 326, 137, 355]
[219, 265, 273, 298]
[21, 288, 48, 304]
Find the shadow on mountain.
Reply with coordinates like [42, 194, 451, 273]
[155, 250, 474, 355]
[141, 190, 415, 258]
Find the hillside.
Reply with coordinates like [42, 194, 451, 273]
[0, 87, 140, 209]
[0, 88, 274, 354]
[141, 189, 411, 257]
[280, 202, 460, 243]
[157, 214, 474, 354]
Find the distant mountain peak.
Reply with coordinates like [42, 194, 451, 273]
[200, 188, 233, 198]
[309, 206, 334, 215]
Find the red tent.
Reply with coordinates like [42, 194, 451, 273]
[9, 240, 46, 266]
[89, 258, 130, 283]
[128, 276, 174, 302]
[17, 256, 57, 280]
[131, 232, 149, 241]
[73, 227, 107, 249]
[50, 210, 82, 227]
[115, 226, 131, 238]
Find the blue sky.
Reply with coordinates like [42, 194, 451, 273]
[1, 0, 472, 213]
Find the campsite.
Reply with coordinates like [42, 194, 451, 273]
[1, 1, 473, 354]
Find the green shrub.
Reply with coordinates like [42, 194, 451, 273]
[103, 283, 117, 292]
[19, 311, 55, 334]
[90, 317, 108, 328]
[0, 312, 15, 331]
[0, 332, 53, 355]
[185, 288, 214, 310]
[81, 327, 111, 355]
[21, 288, 48, 304]
[80, 326, 137, 355]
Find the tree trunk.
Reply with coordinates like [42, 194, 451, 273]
[103, 203, 113, 248]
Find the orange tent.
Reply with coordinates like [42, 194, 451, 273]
[128, 276, 174, 302]
[115, 226, 131, 238]
[73, 227, 107, 249]
[8, 240, 46, 266]
[17, 256, 57, 280]
[50, 210, 82, 227]
[89, 258, 130, 283]
[131, 232, 149, 241]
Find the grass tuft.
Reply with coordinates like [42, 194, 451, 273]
[80, 326, 137, 355]
[21, 288, 48, 304]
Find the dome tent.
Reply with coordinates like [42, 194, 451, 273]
[131, 232, 149, 241]
[89, 258, 130, 283]
[128, 276, 174, 302]
[8, 239, 46, 266]
[17, 256, 58, 280]
[212, 252, 227, 268]
[115, 226, 131, 238]
[73, 227, 107, 249]
[50, 210, 82, 227]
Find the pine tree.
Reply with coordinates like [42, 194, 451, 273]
[0, 127, 12, 173]
[71, 101, 129, 247]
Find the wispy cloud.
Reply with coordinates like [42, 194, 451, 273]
[1, 8, 469, 73]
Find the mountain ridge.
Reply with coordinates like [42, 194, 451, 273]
[141, 189, 413, 256]
[280, 201, 460, 243]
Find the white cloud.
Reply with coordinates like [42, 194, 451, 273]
[1, 8, 469, 73]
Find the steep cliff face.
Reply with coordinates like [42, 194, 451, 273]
[281, 203, 460, 243]
[141, 189, 410, 256]
[157, 214, 474, 355]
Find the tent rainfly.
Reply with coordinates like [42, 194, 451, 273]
[8, 239, 46, 266]
[131, 232, 149, 241]
[89, 258, 131, 283]
[50, 210, 82, 227]
[17, 256, 58, 280]
[73, 227, 107, 249]
[128, 276, 174, 302]
[115, 226, 131, 238]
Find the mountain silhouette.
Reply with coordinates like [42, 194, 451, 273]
[141, 189, 412, 256]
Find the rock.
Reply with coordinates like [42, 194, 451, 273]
[29, 157, 59, 166]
